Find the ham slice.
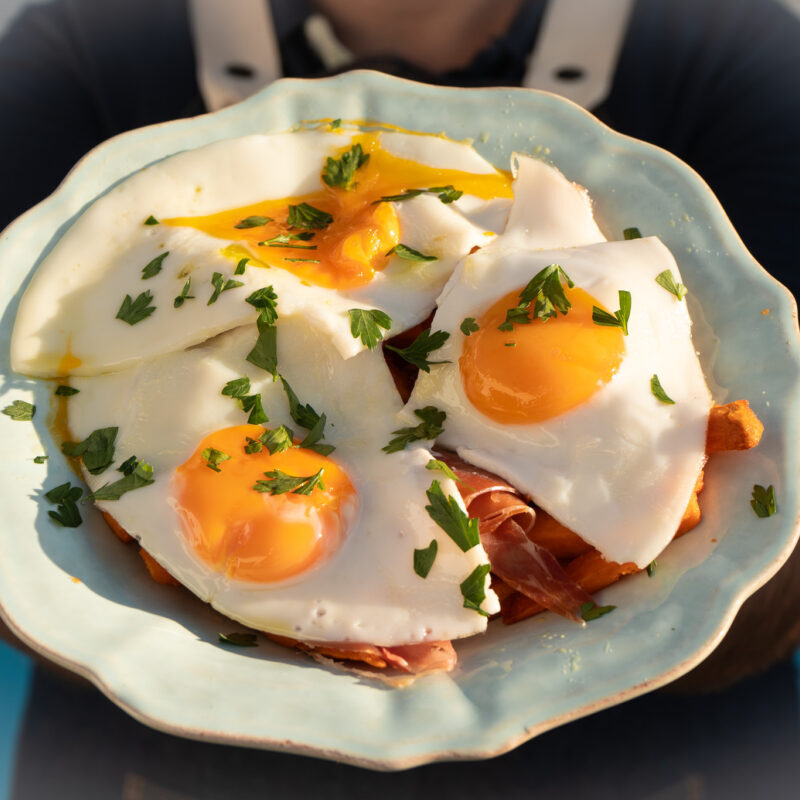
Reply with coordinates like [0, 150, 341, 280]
[435, 451, 593, 623]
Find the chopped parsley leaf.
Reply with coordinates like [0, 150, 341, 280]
[144, 215, 159, 226]
[2, 400, 35, 421]
[646, 560, 657, 577]
[460, 563, 491, 615]
[55, 385, 79, 397]
[427, 185, 463, 204]
[386, 243, 437, 262]
[581, 601, 616, 621]
[208, 272, 244, 305]
[426, 459, 460, 483]
[254, 467, 325, 496]
[298, 413, 335, 456]
[383, 406, 446, 453]
[460, 317, 479, 336]
[751, 484, 777, 518]
[44, 482, 83, 528]
[650, 374, 676, 404]
[283, 257, 320, 263]
[222, 377, 251, 398]
[202, 448, 230, 472]
[219, 632, 258, 647]
[287, 202, 333, 230]
[322, 143, 370, 191]
[425, 479, 480, 552]
[413, 539, 438, 578]
[234, 257, 250, 275]
[116, 291, 155, 325]
[347, 308, 392, 349]
[592, 290, 631, 335]
[117, 455, 138, 475]
[33, 455, 48, 464]
[623, 227, 642, 240]
[257, 425, 295, 455]
[385, 328, 450, 372]
[499, 263, 574, 331]
[141, 251, 169, 280]
[246, 315, 278, 377]
[378, 189, 424, 203]
[44, 482, 82, 504]
[280, 376, 323, 431]
[61, 427, 117, 475]
[245, 286, 279, 325]
[330, 118, 342, 129]
[240, 393, 268, 425]
[87, 461, 155, 501]
[234, 215, 272, 229]
[655, 269, 688, 301]
[173, 277, 195, 308]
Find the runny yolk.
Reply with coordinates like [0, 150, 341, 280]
[164, 131, 512, 290]
[172, 425, 356, 583]
[460, 287, 625, 424]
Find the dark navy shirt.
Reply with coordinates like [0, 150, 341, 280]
[1, 0, 799, 297]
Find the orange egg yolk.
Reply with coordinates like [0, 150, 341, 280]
[172, 425, 356, 583]
[164, 131, 512, 290]
[460, 287, 625, 424]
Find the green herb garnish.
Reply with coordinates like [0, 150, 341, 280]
[208, 272, 244, 305]
[413, 539, 438, 578]
[221, 378, 268, 423]
[460, 317, 479, 336]
[330, 118, 342, 130]
[386, 244, 437, 262]
[655, 269, 688, 301]
[425, 479, 479, 552]
[2, 400, 35, 421]
[383, 406, 446, 453]
[33, 455, 48, 464]
[116, 291, 155, 325]
[592, 290, 631, 335]
[347, 308, 392, 349]
[234, 257, 250, 275]
[287, 202, 333, 230]
[751, 484, 777, 518]
[650, 374, 675, 404]
[259, 232, 316, 249]
[117, 455, 138, 475]
[234, 215, 272, 229]
[623, 227, 642, 240]
[246, 316, 278, 377]
[61, 427, 117, 475]
[498, 263, 574, 331]
[460, 563, 492, 615]
[141, 251, 169, 280]
[428, 185, 463, 204]
[385, 329, 450, 372]
[144, 215, 159, 226]
[87, 461, 155, 501]
[580, 601, 616, 621]
[322, 143, 370, 191]
[245, 286, 279, 325]
[202, 448, 231, 472]
[426, 459, 461, 483]
[173, 277, 195, 308]
[255, 425, 295, 455]
[283, 258, 321, 263]
[45, 482, 83, 527]
[646, 560, 657, 577]
[254, 468, 325, 496]
[55, 385, 79, 397]
[280, 376, 323, 431]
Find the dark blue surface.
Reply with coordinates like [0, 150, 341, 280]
[1, 644, 800, 799]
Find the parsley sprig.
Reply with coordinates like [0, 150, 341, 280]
[116, 291, 155, 325]
[425, 480, 480, 552]
[62, 427, 117, 475]
[45, 482, 83, 527]
[385, 329, 450, 372]
[2, 400, 35, 421]
[245, 287, 279, 377]
[202, 448, 231, 472]
[173, 277, 195, 308]
[87, 460, 155, 501]
[287, 203, 333, 230]
[460, 563, 492, 616]
[141, 251, 169, 280]
[460, 317, 479, 336]
[280, 377, 335, 455]
[655, 269, 688, 301]
[413, 540, 438, 578]
[323, 143, 370, 191]
[383, 406, 446, 453]
[751, 484, 777, 518]
[245, 425, 295, 455]
[592, 290, 631, 335]
[254, 468, 325, 496]
[208, 272, 244, 305]
[386, 244, 437, 262]
[498, 263, 574, 331]
[347, 308, 392, 349]
[222, 377, 269, 425]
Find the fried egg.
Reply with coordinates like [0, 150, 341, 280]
[65, 316, 498, 645]
[403, 237, 712, 568]
[12, 130, 513, 377]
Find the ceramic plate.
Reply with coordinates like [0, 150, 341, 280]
[1, 71, 798, 769]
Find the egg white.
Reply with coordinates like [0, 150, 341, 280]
[402, 237, 712, 568]
[66, 316, 498, 646]
[12, 131, 504, 377]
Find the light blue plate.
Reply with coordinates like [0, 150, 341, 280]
[1, 71, 799, 769]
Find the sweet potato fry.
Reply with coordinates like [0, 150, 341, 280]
[138, 548, 180, 586]
[707, 400, 763, 453]
[102, 511, 133, 543]
[527, 509, 592, 559]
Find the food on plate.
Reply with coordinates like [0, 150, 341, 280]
[8, 123, 764, 677]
